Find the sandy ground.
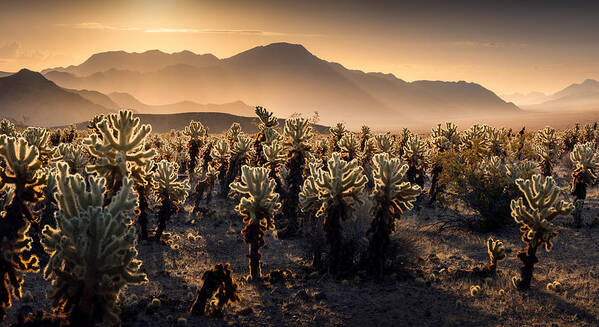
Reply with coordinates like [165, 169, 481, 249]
[5, 162, 599, 327]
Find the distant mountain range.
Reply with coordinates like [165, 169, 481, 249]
[42, 42, 520, 127]
[0, 69, 258, 128]
[502, 79, 599, 111]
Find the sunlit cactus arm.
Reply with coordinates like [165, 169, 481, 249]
[372, 133, 398, 156]
[339, 133, 360, 161]
[226, 123, 243, 144]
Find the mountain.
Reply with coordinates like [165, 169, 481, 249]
[0, 71, 12, 78]
[67, 89, 122, 111]
[501, 92, 548, 106]
[64, 112, 330, 134]
[42, 49, 220, 76]
[108, 92, 255, 116]
[43, 43, 520, 127]
[522, 79, 599, 111]
[0, 69, 113, 126]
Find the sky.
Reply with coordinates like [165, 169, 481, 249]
[1, 0, 599, 95]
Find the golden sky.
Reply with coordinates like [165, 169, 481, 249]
[1, 0, 598, 95]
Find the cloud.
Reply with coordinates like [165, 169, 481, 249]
[449, 40, 528, 48]
[58, 22, 322, 37]
[55, 22, 141, 31]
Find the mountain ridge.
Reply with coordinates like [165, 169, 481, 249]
[42, 42, 519, 127]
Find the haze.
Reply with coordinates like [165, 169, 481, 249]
[2, 0, 599, 95]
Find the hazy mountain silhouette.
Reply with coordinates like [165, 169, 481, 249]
[501, 92, 548, 106]
[0, 69, 113, 126]
[43, 42, 519, 127]
[0, 71, 12, 78]
[108, 92, 255, 116]
[42, 50, 220, 76]
[520, 79, 599, 111]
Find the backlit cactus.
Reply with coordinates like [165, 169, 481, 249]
[569, 142, 599, 226]
[22, 127, 53, 163]
[364, 153, 421, 274]
[510, 174, 573, 289]
[152, 160, 190, 241]
[42, 162, 146, 326]
[183, 120, 208, 176]
[130, 160, 155, 240]
[84, 110, 156, 196]
[329, 123, 347, 152]
[279, 117, 313, 236]
[210, 138, 231, 194]
[230, 166, 281, 280]
[339, 133, 360, 161]
[0, 136, 47, 322]
[0, 119, 16, 137]
[372, 133, 397, 157]
[534, 126, 560, 176]
[431, 122, 460, 152]
[402, 135, 429, 187]
[461, 124, 491, 160]
[221, 135, 254, 198]
[226, 122, 243, 145]
[253, 106, 279, 166]
[299, 152, 367, 275]
[53, 143, 89, 174]
[193, 163, 219, 213]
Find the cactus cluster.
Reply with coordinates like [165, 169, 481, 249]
[152, 160, 190, 241]
[42, 162, 146, 326]
[534, 127, 561, 176]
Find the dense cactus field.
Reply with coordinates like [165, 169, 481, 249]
[1, 109, 599, 326]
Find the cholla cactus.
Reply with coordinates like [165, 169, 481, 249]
[534, 127, 561, 176]
[510, 174, 573, 289]
[262, 140, 287, 178]
[0, 136, 48, 321]
[431, 122, 460, 152]
[581, 123, 596, 144]
[0, 119, 16, 137]
[152, 160, 190, 242]
[279, 118, 313, 236]
[506, 160, 537, 183]
[22, 127, 53, 163]
[299, 152, 367, 274]
[329, 123, 347, 152]
[263, 127, 283, 146]
[190, 263, 240, 316]
[87, 114, 106, 138]
[339, 133, 360, 161]
[487, 127, 508, 157]
[221, 135, 254, 198]
[372, 133, 397, 156]
[364, 153, 420, 274]
[402, 135, 429, 187]
[210, 138, 230, 192]
[184, 120, 207, 176]
[226, 123, 243, 145]
[193, 163, 219, 213]
[253, 107, 279, 166]
[569, 142, 599, 226]
[130, 160, 155, 240]
[42, 163, 146, 326]
[461, 124, 491, 160]
[359, 126, 371, 152]
[53, 143, 89, 174]
[230, 166, 281, 280]
[84, 110, 156, 196]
